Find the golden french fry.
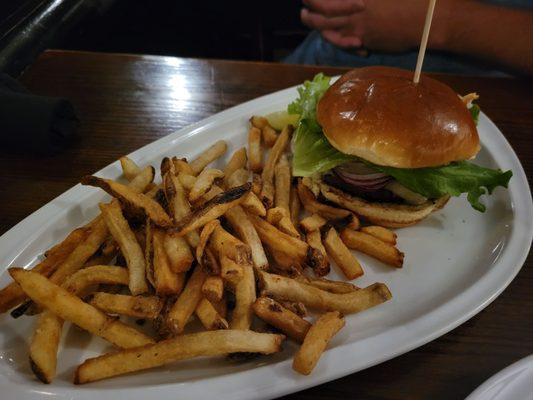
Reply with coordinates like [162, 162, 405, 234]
[74, 330, 285, 384]
[220, 256, 244, 286]
[163, 231, 194, 273]
[300, 214, 327, 233]
[192, 185, 224, 208]
[248, 213, 308, 263]
[260, 125, 292, 208]
[81, 176, 172, 227]
[29, 311, 63, 383]
[195, 298, 229, 330]
[269, 248, 301, 271]
[173, 157, 194, 175]
[152, 229, 184, 295]
[90, 293, 163, 319]
[297, 181, 352, 220]
[175, 183, 251, 236]
[340, 229, 404, 268]
[202, 276, 224, 303]
[189, 140, 227, 175]
[119, 156, 142, 181]
[361, 226, 397, 245]
[241, 192, 266, 216]
[290, 185, 301, 227]
[274, 154, 291, 212]
[230, 265, 256, 330]
[306, 230, 330, 277]
[212, 295, 227, 318]
[252, 173, 262, 196]
[201, 247, 220, 275]
[226, 168, 249, 189]
[166, 266, 207, 334]
[324, 228, 364, 280]
[62, 265, 129, 295]
[293, 311, 345, 375]
[100, 201, 148, 295]
[248, 126, 262, 173]
[225, 206, 269, 270]
[0, 225, 91, 313]
[266, 207, 299, 238]
[178, 173, 196, 191]
[262, 125, 279, 148]
[10, 268, 154, 348]
[278, 300, 308, 317]
[253, 297, 311, 343]
[205, 223, 252, 265]
[196, 220, 220, 265]
[301, 277, 359, 294]
[258, 270, 392, 314]
[250, 115, 269, 129]
[223, 147, 247, 185]
[189, 168, 224, 202]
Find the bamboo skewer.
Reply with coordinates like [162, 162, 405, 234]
[413, 0, 437, 84]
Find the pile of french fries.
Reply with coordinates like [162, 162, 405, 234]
[0, 115, 404, 384]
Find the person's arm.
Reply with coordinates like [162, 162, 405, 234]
[301, 0, 533, 76]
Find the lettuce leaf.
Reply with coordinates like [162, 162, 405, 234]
[469, 103, 480, 125]
[370, 161, 513, 212]
[290, 74, 353, 177]
[288, 73, 512, 212]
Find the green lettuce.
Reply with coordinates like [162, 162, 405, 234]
[289, 74, 512, 212]
[469, 103, 480, 125]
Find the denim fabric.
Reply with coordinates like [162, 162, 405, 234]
[284, 1, 532, 76]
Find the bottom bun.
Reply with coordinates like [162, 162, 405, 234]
[318, 182, 449, 228]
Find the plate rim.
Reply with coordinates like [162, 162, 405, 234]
[0, 82, 531, 400]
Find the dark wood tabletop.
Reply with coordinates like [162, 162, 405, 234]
[2, 50, 532, 399]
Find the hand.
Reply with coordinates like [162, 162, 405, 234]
[301, 0, 452, 52]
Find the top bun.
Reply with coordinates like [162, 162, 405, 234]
[317, 66, 480, 168]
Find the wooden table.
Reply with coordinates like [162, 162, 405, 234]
[2, 50, 532, 399]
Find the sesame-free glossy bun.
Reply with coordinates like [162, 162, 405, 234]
[317, 66, 480, 168]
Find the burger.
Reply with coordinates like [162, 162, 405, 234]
[288, 66, 512, 228]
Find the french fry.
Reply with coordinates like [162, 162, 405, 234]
[189, 168, 224, 202]
[324, 228, 364, 280]
[167, 266, 207, 334]
[202, 276, 224, 303]
[225, 206, 269, 270]
[340, 229, 404, 268]
[262, 125, 279, 148]
[248, 213, 308, 263]
[241, 192, 267, 216]
[252, 173, 262, 196]
[297, 181, 351, 220]
[163, 231, 194, 273]
[220, 256, 244, 286]
[0, 225, 91, 313]
[62, 265, 129, 295]
[81, 176, 172, 227]
[278, 300, 308, 318]
[250, 115, 269, 129]
[99, 201, 148, 295]
[226, 168, 249, 189]
[300, 214, 327, 233]
[290, 185, 301, 227]
[361, 226, 398, 245]
[274, 154, 291, 212]
[210, 225, 252, 265]
[195, 298, 229, 330]
[152, 229, 184, 295]
[119, 156, 142, 181]
[230, 265, 256, 330]
[300, 277, 359, 294]
[212, 295, 227, 318]
[253, 297, 311, 343]
[173, 157, 194, 175]
[201, 247, 220, 275]
[29, 310, 63, 383]
[196, 220, 220, 264]
[90, 293, 163, 319]
[174, 183, 251, 236]
[269, 248, 301, 271]
[260, 125, 292, 208]
[10, 268, 154, 348]
[223, 147, 247, 185]
[266, 207, 299, 238]
[258, 270, 392, 314]
[248, 126, 262, 173]
[189, 140, 227, 175]
[192, 185, 224, 208]
[293, 311, 345, 375]
[74, 330, 285, 384]
[306, 230, 330, 277]
[178, 173, 196, 191]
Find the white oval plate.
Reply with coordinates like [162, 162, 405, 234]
[466, 355, 533, 400]
[0, 82, 531, 400]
